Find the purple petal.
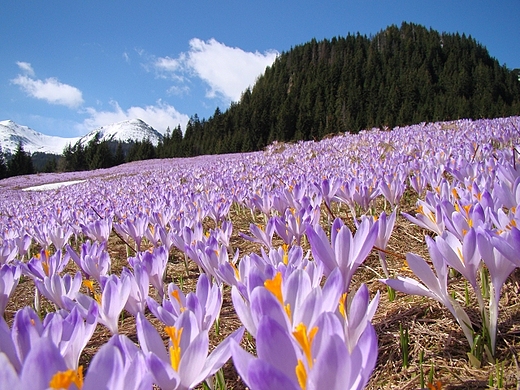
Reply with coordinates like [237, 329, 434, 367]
[309, 334, 351, 390]
[381, 276, 435, 299]
[256, 316, 298, 384]
[20, 338, 67, 390]
[306, 225, 336, 275]
[0, 353, 20, 388]
[83, 344, 124, 390]
[179, 331, 209, 389]
[248, 359, 300, 390]
[135, 313, 169, 363]
[230, 339, 256, 386]
[231, 286, 257, 337]
[196, 327, 245, 384]
[145, 353, 179, 390]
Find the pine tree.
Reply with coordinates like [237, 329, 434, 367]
[114, 142, 125, 166]
[0, 145, 7, 179]
[7, 142, 34, 177]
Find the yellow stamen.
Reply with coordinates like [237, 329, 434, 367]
[49, 366, 84, 389]
[264, 272, 284, 306]
[338, 292, 348, 319]
[451, 188, 459, 199]
[170, 289, 182, 305]
[295, 359, 307, 390]
[282, 244, 289, 265]
[456, 247, 465, 264]
[454, 202, 460, 213]
[229, 261, 240, 280]
[427, 380, 443, 390]
[83, 280, 95, 293]
[401, 259, 412, 273]
[292, 323, 318, 368]
[284, 303, 292, 320]
[42, 260, 50, 277]
[165, 326, 183, 371]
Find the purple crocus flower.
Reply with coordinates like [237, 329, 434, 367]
[489, 225, 520, 267]
[231, 306, 378, 390]
[232, 268, 343, 338]
[70, 274, 131, 334]
[380, 236, 475, 348]
[435, 229, 483, 306]
[42, 303, 98, 369]
[23, 249, 69, 280]
[34, 271, 83, 310]
[83, 334, 153, 390]
[374, 210, 397, 277]
[379, 172, 406, 207]
[48, 225, 74, 250]
[402, 199, 445, 236]
[0, 333, 149, 390]
[114, 213, 149, 251]
[66, 241, 111, 283]
[239, 219, 276, 249]
[306, 217, 378, 292]
[81, 218, 113, 242]
[0, 264, 21, 317]
[136, 311, 244, 390]
[0, 239, 18, 265]
[121, 264, 150, 317]
[476, 227, 518, 355]
[129, 245, 168, 297]
[147, 273, 222, 332]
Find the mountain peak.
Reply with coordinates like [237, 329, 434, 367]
[0, 118, 164, 156]
[0, 120, 80, 155]
[80, 118, 163, 146]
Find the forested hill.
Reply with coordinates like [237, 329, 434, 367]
[175, 22, 520, 156]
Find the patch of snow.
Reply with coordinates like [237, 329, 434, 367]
[22, 179, 86, 192]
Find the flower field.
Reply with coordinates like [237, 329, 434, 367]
[1, 116, 520, 389]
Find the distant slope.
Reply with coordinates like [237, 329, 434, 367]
[0, 120, 80, 156]
[181, 22, 520, 155]
[0, 118, 164, 157]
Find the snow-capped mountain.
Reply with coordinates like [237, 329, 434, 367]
[0, 119, 164, 156]
[0, 120, 80, 156]
[78, 119, 163, 147]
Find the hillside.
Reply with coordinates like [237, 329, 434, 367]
[0, 120, 80, 156]
[0, 118, 164, 177]
[177, 22, 520, 155]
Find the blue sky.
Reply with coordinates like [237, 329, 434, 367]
[1, 0, 519, 138]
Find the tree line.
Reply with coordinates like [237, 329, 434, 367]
[2, 22, 520, 177]
[183, 22, 520, 154]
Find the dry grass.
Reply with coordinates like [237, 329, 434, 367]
[4, 190, 520, 390]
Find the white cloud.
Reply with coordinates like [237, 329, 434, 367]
[16, 61, 35, 77]
[154, 39, 278, 102]
[11, 62, 84, 108]
[155, 56, 183, 72]
[81, 100, 189, 134]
